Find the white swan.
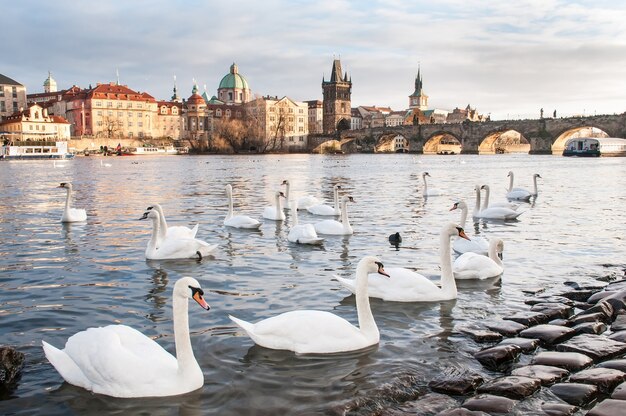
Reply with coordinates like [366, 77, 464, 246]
[449, 201, 489, 255]
[42, 277, 210, 398]
[506, 171, 537, 202]
[307, 184, 341, 216]
[422, 172, 441, 197]
[58, 182, 87, 223]
[288, 200, 324, 245]
[147, 203, 199, 242]
[481, 185, 520, 211]
[224, 184, 261, 230]
[140, 210, 217, 260]
[335, 223, 469, 302]
[314, 196, 354, 235]
[473, 184, 523, 221]
[100, 159, 112, 168]
[262, 191, 286, 221]
[281, 179, 320, 210]
[453, 238, 504, 280]
[229, 256, 389, 354]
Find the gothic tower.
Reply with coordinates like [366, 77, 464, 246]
[408, 65, 428, 110]
[322, 59, 352, 134]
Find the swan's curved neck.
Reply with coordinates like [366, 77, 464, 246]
[64, 187, 71, 211]
[355, 262, 378, 341]
[274, 194, 282, 218]
[440, 231, 457, 298]
[340, 200, 351, 231]
[283, 182, 290, 200]
[172, 294, 198, 374]
[226, 190, 234, 220]
[423, 175, 428, 195]
[532, 176, 539, 195]
[473, 187, 481, 217]
[333, 187, 340, 214]
[489, 242, 503, 266]
[481, 186, 490, 211]
[508, 173, 514, 192]
[147, 216, 161, 252]
[458, 204, 468, 228]
[155, 206, 168, 241]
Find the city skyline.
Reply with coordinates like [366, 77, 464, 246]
[4, 0, 625, 120]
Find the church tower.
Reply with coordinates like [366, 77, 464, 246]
[43, 71, 57, 93]
[408, 66, 428, 110]
[322, 59, 352, 134]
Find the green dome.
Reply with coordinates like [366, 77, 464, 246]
[218, 63, 249, 90]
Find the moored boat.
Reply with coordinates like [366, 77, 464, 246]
[563, 137, 626, 157]
[0, 140, 74, 160]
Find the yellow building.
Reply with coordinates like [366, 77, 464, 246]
[245, 96, 309, 151]
[0, 103, 70, 141]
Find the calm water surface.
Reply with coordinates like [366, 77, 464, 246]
[0, 154, 625, 415]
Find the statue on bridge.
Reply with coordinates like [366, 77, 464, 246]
[540, 108, 544, 119]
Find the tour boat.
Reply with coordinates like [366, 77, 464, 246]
[124, 145, 186, 156]
[0, 140, 74, 160]
[563, 137, 626, 157]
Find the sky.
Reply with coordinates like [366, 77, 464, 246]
[3, 0, 626, 120]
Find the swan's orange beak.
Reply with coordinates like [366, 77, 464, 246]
[449, 204, 458, 211]
[459, 229, 471, 241]
[193, 291, 210, 310]
[376, 262, 390, 278]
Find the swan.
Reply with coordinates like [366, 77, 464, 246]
[100, 159, 112, 168]
[481, 185, 520, 211]
[58, 182, 87, 223]
[313, 196, 354, 235]
[229, 256, 389, 354]
[506, 171, 539, 201]
[473, 184, 523, 221]
[307, 184, 341, 216]
[335, 223, 469, 302]
[42, 277, 210, 398]
[262, 191, 286, 221]
[281, 179, 320, 210]
[422, 172, 441, 197]
[453, 238, 504, 280]
[449, 201, 489, 255]
[288, 200, 324, 245]
[140, 210, 217, 260]
[147, 203, 199, 242]
[224, 184, 261, 230]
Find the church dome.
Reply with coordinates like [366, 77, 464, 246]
[218, 63, 249, 90]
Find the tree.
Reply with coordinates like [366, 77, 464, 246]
[98, 116, 122, 139]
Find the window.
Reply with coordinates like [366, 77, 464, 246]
[161, 106, 167, 114]
[138, 121, 143, 127]
[128, 121, 133, 127]
[137, 103, 143, 109]
[137, 112, 142, 118]
[118, 112, 123, 117]
[95, 101, 101, 107]
[216, 109, 222, 117]
[128, 132, 133, 138]
[225, 109, 231, 117]
[228, 92, 233, 101]
[299, 109, 304, 114]
[97, 111, 102, 116]
[127, 102, 132, 108]
[117, 102, 122, 108]
[138, 132, 143, 138]
[108, 111, 113, 116]
[172, 107, 178, 115]
[0, 87, 4, 97]
[107, 102, 113, 108]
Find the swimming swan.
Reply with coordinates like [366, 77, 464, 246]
[58, 182, 87, 223]
[100, 159, 112, 168]
[262, 191, 286, 221]
[473, 185, 523, 221]
[314, 196, 354, 235]
[480, 185, 520, 211]
[449, 201, 489, 255]
[335, 223, 469, 302]
[229, 256, 389, 354]
[281, 179, 320, 210]
[288, 200, 324, 245]
[506, 171, 541, 201]
[147, 203, 199, 242]
[453, 238, 504, 280]
[140, 210, 217, 260]
[307, 184, 341, 216]
[422, 172, 441, 197]
[42, 277, 210, 398]
[224, 184, 261, 229]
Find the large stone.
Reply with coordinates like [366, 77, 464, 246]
[569, 368, 626, 394]
[0, 346, 25, 390]
[459, 327, 503, 343]
[602, 289, 626, 317]
[474, 345, 521, 372]
[530, 302, 574, 320]
[511, 365, 569, 386]
[525, 296, 574, 306]
[571, 322, 607, 335]
[391, 393, 458, 416]
[587, 291, 617, 304]
[436, 408, 490, 416]
[568, 312, 611, 326]
[498, 337, 539, 353]
[598, 359, 626, 373]
[550, 382, 599, 407]
[612, 381, 626, 399]
[519, 324, 575, 346]
[608, 330, 626, 343]
[476, 375, 541, 400]
[429, 371, 484, 396]
[484, 320, 527, 337]
[605, 280, 626, 292]
[611, 313, 626, 331]
[531, 351, 593, 371]
[462, 394, 517, 414]
[556, 334, 626, 361]
[540, 402, 579, 416]
[580, 301, 614, 321]
[558, 290, 594, 302]
[503, 311, 549, 327]
[586, 399, 626, 416]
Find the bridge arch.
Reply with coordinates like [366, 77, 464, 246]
[551, 126, 610, 154]
[479, 130, 530, 154]
[423, 132, 462, 155]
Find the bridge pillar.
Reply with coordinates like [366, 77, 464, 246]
[528, 136, 553, 154]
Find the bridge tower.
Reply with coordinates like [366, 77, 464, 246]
[322, 59, 352, 134]
[408, 65, 428, 110]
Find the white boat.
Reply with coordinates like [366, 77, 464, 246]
[124, 145, 182, 156]
[0, 140, 74, 160]
[563, 137, 626, 157]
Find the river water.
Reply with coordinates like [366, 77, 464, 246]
[0, 154, 624, 415]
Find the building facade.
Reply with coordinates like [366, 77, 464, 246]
[305, 100, 323, 134]
[245, 96, 308, 150]
[155, 100, 182, 139]
[182, 84, 211, 141]
[0, 74, 27, 121]
[322, 59, 352, 134]
[0, 103, 70, 141]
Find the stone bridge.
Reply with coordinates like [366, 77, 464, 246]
[308, 113, 626, 154]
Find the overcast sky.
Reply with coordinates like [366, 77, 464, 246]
[3, 0, 625, 120]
